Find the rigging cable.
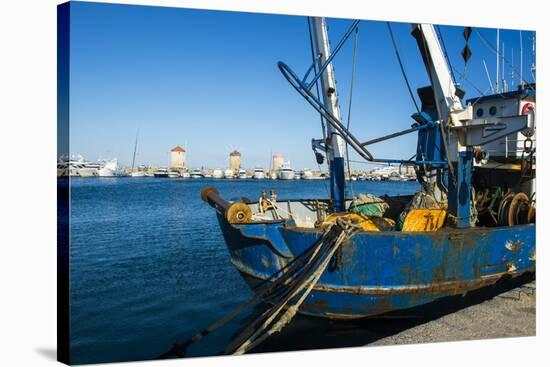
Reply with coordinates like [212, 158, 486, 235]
[435, 25, 457, 84]
[387, 22, 420, 113]
[474, 28, 534, 89]
[345, 25, 359, 202]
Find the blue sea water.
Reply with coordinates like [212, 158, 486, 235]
[69, 178, 420, 364]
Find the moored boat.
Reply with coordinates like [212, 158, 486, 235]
[168, 170, 181, 178]
[301, 168, 314, 180]
[278, 162, 295, 180]
[253, 167, 266, 179]
[190, 168, 204, 179]
[212, 169, 224, 179]
[153, 168, 169, 178]
[223, 169, 235, 179]
[201, 18, 536, 321]
[237, 169, 248, 179]
[130, 171, 146, 177]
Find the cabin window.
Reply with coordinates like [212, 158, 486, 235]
[489, 106, 497, 116]
[476, 107, 483, 117]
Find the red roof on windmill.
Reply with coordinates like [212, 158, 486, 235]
[230, 150, 241, 156]
[171, 146, 186, 153]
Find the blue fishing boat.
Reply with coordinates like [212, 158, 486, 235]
[201, 18, 536, 320]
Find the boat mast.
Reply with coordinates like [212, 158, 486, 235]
[311, 17, 347, 212]
[131, 129, 139, 172]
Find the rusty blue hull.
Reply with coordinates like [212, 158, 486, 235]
[215, 211, 535, 319]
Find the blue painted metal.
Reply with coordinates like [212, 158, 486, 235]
[448, 151, 473, 228]
[373, 159, 447, 166]
[331, 157, 347, 212]
[360, 121, 436, 147]
[213, 208, 535, 318]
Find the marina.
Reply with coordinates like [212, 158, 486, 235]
[59, 155, 417, 181]
[59, 2, 537, 364]
[68, 178, 534, 364]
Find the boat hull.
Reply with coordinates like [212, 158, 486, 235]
[215, 213, 535, 319]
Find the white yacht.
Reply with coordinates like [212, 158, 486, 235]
[153, 168, 169, 178]
[190, 168, 204, 179]
[278, 162, 295, 180]
[97, 159, 119, 177]
[168, 170, 181, 178]
[301, 168, 313, 180]
[65, 154, 94, 177]
[237, 169, 248, 179]
[224, 169, 235, 179]
[181, 171, 191, 178]
[212, 169, 224, 179]
[75, 163, 99, 177]
[252, 167, 266, 179]
[130, 171, 146, 177]
[57, 161, 69, 177]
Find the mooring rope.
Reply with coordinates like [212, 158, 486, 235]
[160, 217, 360, 358]
[228, 218, 361, 355]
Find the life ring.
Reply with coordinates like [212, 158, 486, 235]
[520, 103, 536, 137]
[521, 102, 535, 115]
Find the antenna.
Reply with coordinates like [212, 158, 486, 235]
[502, 42, 506, 92]
[511, 48, 515, 87]
[520, 30, 524, 88]
[531, 32, 536, 79]
[483, 60, 495, 94]
[496, 29, 500, 93]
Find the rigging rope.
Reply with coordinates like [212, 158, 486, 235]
[158, 224, 339, 359]
[387, 22, 420, 113]
[435, 25, 457, 84]
[228, 218, 361, 355]
[345, 25, 359, 202]
[160, 218, 361, 358]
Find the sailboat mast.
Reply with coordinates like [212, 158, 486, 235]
[311, 17, 347, 212]
[131, 129, 139, 172]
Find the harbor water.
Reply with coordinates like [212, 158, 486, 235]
[70, 178, 423, 364]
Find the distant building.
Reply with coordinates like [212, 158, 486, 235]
[170, 146, 186, 170]
[272, 153, 284, 172]
[229, 150, 241, 171]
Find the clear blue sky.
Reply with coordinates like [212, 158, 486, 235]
[69, 1, 535, 169]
